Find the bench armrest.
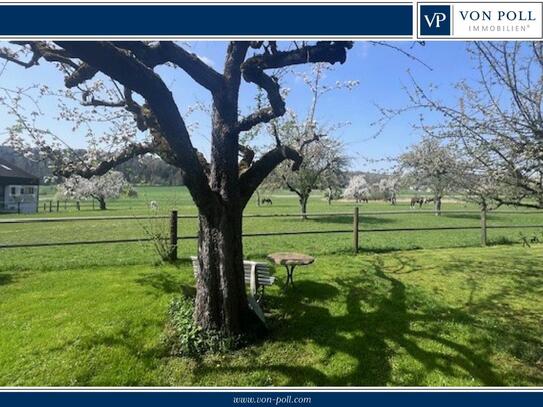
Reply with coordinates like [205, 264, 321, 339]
[249, 262, 258, 296]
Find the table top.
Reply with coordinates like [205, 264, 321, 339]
[267, 252, 315, 266]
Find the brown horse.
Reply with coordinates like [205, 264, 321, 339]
[410, 197, 425, 209]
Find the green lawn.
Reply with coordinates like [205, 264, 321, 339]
[0, 245, 541, 386]
[2, 186, 543, 268]
[1, 186, 542, 386]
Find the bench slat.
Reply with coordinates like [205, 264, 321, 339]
[191, 257, 275, 286]
[245, 276, 275, 285]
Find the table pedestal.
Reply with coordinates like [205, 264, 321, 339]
[267, 252, 315, 291]
[285, 264, 296, 288]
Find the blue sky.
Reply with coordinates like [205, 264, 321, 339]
[0, 41, 475, 171]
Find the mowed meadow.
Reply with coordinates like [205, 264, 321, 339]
[0, 185, 542, 386]
[2, 185, 543, 264]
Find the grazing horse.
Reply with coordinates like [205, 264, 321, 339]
[410, 197, 425, 209]
[261, 198, 273, 205]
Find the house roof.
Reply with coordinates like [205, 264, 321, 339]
[0, 157, 40, 184]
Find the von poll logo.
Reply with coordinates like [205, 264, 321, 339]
[420, 4, 451, 36]
[419, 2, 543, 39]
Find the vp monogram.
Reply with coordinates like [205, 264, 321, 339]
[419, 4, 451, 36]
[424, 12, 448, 28]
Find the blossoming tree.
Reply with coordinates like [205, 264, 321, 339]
[0, 41, 352, 337]
[404, 42, 543, 209]
[343, 175, 370, 203]
[398, 137, 460, 215]
[266, 64, 355, 218]
[57, 170, 130, 210]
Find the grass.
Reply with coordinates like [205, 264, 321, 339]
[0, 186, 542, 386]
[0, 246, 541, 386]
[1, 186, 543, 269]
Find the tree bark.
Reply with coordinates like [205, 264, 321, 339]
[97, 197, 106, 210]
[194, 206, 256, 336]
[434, 195, 442, 216]
[300, 194, 309, 220]
[193, 95, 264, 337]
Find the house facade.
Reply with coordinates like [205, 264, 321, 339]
[0, 158, 40, 213]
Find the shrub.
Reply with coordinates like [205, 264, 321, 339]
[139, 209, 175, 264]
[162, 296, 238, 357]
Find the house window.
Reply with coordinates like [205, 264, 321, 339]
[27, 187, 35, 194]
[10, 187, 16, 195]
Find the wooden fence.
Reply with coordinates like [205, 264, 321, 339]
[1, 208, 543, 258]
[38, 199, 135, 213]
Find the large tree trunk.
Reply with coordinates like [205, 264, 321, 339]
[192, 100, 262, 337]
[194, 206, 255, 336]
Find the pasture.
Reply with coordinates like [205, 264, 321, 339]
[0, 186, 542, 386]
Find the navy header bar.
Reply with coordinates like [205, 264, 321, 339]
[0, 4, 413, 37]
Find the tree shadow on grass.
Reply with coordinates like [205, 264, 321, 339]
[321, 245, 428, 257]
[193, 254, 520, 386]
[446, 254, 543, 374]
[0, 272, 13, 286]
[441, 213, 482, 220]
[135, 269, 195, 297]
[55, 250, 541, 386]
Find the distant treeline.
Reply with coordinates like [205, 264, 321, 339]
[0, 147, 185, 186]
[116, 155, 185, 186]
[0, 146, 390, 188]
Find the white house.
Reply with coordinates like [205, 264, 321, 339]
[0, 158, 40, 213]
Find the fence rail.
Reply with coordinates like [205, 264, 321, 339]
[1, 209, 542, 224]
[1, 208, 543, 253]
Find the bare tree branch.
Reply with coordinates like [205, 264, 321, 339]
[54, 41, 216, 210]
[237, 42, 353, 131]
[239, 145, 302, 203]
[111, 41, 224, 93]
[53, 141, 156, 178]
[159, 42, 224, 92]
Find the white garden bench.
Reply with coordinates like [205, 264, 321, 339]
[190, 257, 275, 323]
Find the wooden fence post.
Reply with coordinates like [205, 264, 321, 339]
[49, 200, 52, 212]
[480, 206, 487, 247]
[76, 201, 80, 211]
[43, 202, 46, 212]
[170, 210, 178, 262]
[353, 206, 359, 254]
[56, 201, 60, 212]
[17, 201, 20, 214]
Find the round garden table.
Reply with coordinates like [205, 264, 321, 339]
[267, 252, 315, 289]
